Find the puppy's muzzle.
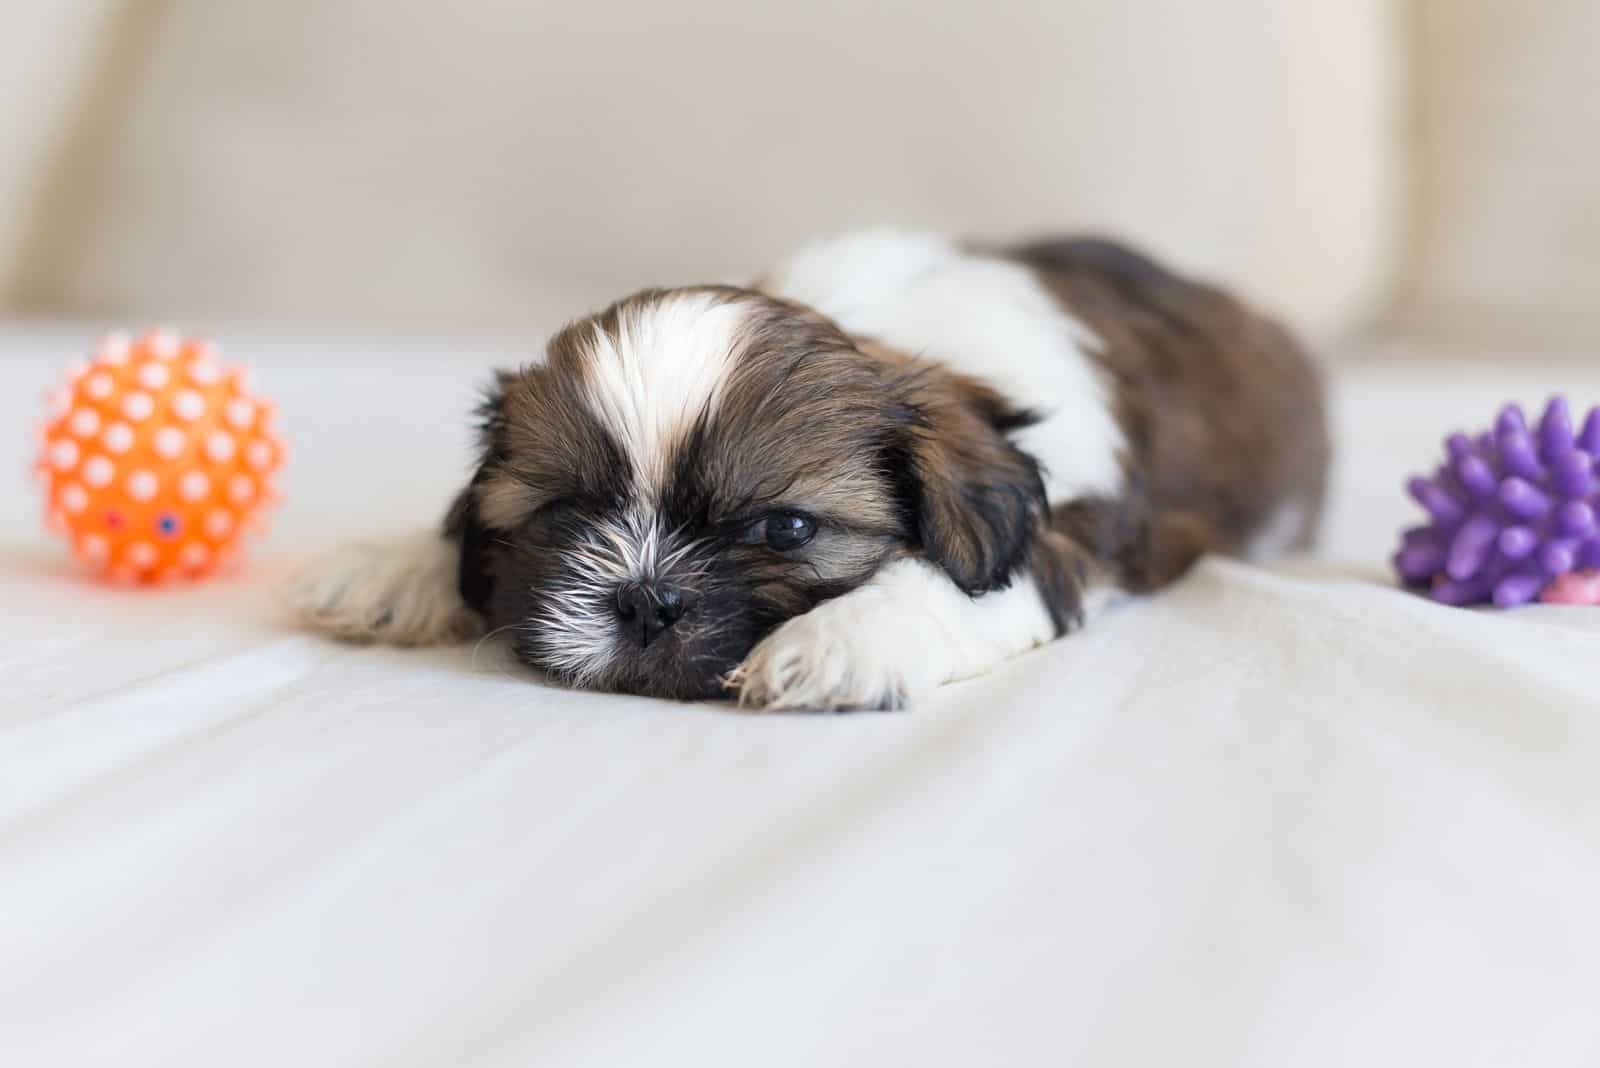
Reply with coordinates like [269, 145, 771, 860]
[614, 582, 688, 648]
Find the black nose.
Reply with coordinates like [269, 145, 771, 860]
[615, 584, 687, 647]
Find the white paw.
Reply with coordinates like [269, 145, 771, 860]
[284, 531, 481, 646]
[726, 591, 936, 712]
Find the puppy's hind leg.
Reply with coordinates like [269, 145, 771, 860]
[284, 530, 482, 646]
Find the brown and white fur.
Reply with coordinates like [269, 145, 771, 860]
[287, 230, 1328, 710]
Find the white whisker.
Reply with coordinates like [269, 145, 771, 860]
[469, 621, 523, 672]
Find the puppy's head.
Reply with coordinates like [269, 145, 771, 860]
[449, 286, 1045, 699]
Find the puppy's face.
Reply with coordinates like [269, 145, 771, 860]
[450, 286, 1046, 700]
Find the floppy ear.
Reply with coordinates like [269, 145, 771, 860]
[441, 371, 518, 615]
[894, 367, 1048, 593]
[442, 479, 496, 616]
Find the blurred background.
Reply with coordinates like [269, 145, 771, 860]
[0, 1, 1593, 356]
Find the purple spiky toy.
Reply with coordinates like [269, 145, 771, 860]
[1394, 396, 1600, 607]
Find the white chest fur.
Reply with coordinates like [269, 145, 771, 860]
[766, 230, 1126, 506]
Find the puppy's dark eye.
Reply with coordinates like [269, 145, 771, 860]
[739, 511, 816, 551]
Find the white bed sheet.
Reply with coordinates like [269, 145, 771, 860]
[3, 329, 1598, 1067]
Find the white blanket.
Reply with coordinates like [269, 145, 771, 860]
[3, 330, 1598, 1067]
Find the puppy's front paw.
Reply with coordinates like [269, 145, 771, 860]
[727, 597, 931, 712]
[284, 531, 480, 646]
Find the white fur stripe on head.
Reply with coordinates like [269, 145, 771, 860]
[578, 291, 750, 496]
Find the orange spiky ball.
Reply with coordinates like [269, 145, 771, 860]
[35, 330, 285, 584]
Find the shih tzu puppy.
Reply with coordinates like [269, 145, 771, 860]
[288, 231, 1328, 710]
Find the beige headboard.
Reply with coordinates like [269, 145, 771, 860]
[0, 1, 119, 308]
[1399, 0, 1600, 351]
[4, 1, 1400, 347]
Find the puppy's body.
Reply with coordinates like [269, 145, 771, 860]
[768, 232, 1127, 509]
[289, 231, 1328, 709]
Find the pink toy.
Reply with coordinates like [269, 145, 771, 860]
[1539, 570, 1600, 605]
